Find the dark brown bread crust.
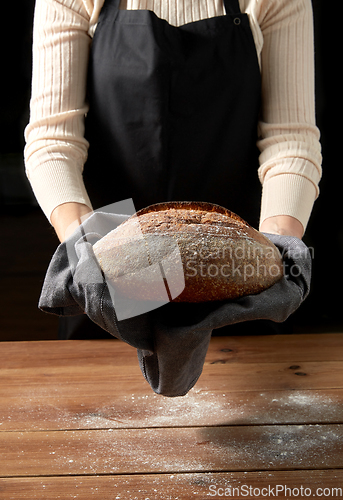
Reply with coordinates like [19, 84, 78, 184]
[135, 200, 244, 221]
[93, 201, 284, 302]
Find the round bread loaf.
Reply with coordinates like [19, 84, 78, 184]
[93, 201, 283, 302]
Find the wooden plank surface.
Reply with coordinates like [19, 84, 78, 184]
[205, 334, 343, 363]
[1, 424, 343, 477]
[2, 360, 343, 397]
[1, 335, 343, 432]
[2, 333, 343, 369]
[1, 333, 343, 499]
[1, 470, 343, 500]
[2, 388, 343, 432]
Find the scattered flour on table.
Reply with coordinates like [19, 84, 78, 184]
[3, 388, 341, 431]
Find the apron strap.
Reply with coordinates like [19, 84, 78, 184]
[98, 0, 121, 23]
[223, 0, 242, 15]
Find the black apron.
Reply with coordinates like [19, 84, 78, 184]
[84, 0, 261, 223]
[60, 0, 276, 339]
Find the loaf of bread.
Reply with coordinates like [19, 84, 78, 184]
[93, 201, 283, 302]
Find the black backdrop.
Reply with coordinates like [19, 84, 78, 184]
[1, 0, 341, 336]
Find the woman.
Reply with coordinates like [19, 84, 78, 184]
[25, 0, 322, 340]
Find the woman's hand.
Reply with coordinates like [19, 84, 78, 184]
[51, 202, 93, 242]
[260, 215, 304, 239]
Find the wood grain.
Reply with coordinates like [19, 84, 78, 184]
[1, 424, 343, 477]
[205, 333, 343, 363]
[1, 470, 343, 500]
[1, 333, 343, 498]
[1, 388, 343, 432]
[1, 335, 343, 432]
[1, 333, 343, 370]
[2, 360, 343, 397]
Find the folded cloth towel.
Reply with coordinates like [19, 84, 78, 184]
[39, 211, 311, 397]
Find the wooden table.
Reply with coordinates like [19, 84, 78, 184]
[1, 333, 343, 499]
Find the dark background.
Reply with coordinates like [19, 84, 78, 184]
[0, 0, 341, 341]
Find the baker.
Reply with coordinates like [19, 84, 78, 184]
[25, 0, 321, 393]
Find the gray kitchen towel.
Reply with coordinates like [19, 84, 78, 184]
[39, 211, 311, 397]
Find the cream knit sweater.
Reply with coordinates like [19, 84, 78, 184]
[24, 0, 322, 230]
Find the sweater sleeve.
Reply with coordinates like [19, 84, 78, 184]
[24, 0, 226, 222]
[24, 0, 94, 221]
[24, 0, 322, 229]
[256, 0, 322, 231]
